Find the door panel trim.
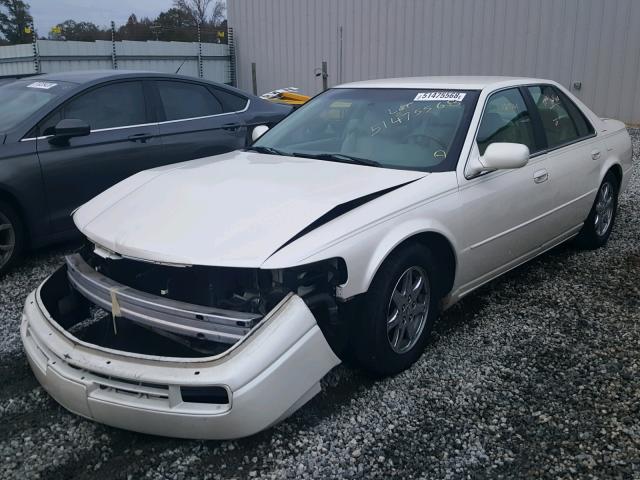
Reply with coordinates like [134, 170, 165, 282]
[465, 189, 595, 252]
[21, 100, 251, 142]
[156, 99, 251, 125]
[454, 223, 583, 300]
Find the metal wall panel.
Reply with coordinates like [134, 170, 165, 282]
[0, 40, 230, 84]
[229, 0, 640, 123]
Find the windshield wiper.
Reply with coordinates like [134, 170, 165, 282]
[245, 145, 287, 156]
[291, 152, 381, 167]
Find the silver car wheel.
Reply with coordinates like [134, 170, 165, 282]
[386, 266, 430, 354]
[594, 181, 614, 237]
[0, 211, 15, 270]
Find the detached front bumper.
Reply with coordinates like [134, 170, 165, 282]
[21, 283, 340, 439]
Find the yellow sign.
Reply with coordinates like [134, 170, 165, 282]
[217, 30, 225, 38]
[24, 26, 32, 34]
[51, 26, 62, 34]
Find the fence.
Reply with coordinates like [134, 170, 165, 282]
[0, 39, 231, 84]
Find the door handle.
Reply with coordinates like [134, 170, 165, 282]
[591, 149, 601, 160]
[222, 124, 241, 131]
[533, 169, 548, 184]
[127, 133, 153, 143]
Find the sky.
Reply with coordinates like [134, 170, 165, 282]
[29, 0, 175, 34]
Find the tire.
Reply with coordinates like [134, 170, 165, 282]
[575, 172, 619, 250]
[0, 200, 24, 276]
[353, 243, 441, 377]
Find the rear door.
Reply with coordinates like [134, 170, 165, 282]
[523, 85, 600, 233]
[152, 80, 248, 161]
[36, 80, 164, 233]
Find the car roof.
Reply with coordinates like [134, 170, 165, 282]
[337, 76, 549, 90]
[31, 70, 224, 86]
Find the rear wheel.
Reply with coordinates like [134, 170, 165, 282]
[575, 172, 619, 250]
[0, 201, 24, 276]
[354, 244, 440, 376]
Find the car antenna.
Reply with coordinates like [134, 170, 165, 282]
[175, 58, 188, 74]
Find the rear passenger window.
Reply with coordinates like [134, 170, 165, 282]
[211, 88, 248, 112]
[477, 88, 536, 155]
[157, 81, 223, 121]
[528, 85, 594, 149]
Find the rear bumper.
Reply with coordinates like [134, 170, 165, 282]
[21, 285, 340, 439]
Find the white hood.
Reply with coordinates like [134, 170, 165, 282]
[74, 151, 425, 267]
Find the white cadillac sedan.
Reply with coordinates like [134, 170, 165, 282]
[21, 77, 632, 439]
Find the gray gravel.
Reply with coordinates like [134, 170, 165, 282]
[1, 129, 638, 479]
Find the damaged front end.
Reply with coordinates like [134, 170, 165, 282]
[21, 243, 347, 439]
[47, 245, 349, 357]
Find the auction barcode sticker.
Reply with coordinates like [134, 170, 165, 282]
[27, 81, 57, 90]
[414, 92, 466, 102]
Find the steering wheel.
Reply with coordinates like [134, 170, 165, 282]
[406, 133, 448, 151]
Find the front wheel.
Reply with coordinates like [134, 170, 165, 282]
[353, 244, 440, 376]
[575, 172, 619, 250]
[0, 201, 23, 276]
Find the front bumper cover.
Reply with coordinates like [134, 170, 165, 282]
[21, 282, 341, 439]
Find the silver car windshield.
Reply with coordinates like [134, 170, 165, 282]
[0, 79, 75, 133]
[253, 88, 479, 172]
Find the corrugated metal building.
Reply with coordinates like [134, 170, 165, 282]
[228, 0, 640, 124]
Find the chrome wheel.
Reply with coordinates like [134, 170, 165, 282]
[0, 211, 15, 270]
[594, 181, 614, 237]
[386, 266, 430, 354]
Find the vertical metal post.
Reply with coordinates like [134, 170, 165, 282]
[321, 61, 328, 91]
[197, 22, 203, 78]
[31, 21, 40, 74]
[338, 26, 343, 84]
[227, 27, 236, 87]
[110, 21, 118, 70]
[251, 62, 257, 95]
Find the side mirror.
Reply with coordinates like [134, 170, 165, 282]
[251, 125, 269, 142]
[49, 119, 90, 146]
[467, 142, 529, 176]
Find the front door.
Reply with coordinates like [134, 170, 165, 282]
[455, 87, 553, 292]
[36, 80, 163, 233]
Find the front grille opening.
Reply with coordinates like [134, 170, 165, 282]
[180, 386, 229, 404]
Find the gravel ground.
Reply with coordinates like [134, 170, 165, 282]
[1, 129, 638, 479]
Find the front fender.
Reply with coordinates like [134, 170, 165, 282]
[261, 173, 461, 299]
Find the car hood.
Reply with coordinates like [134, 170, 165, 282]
[74, 151, 426, 267]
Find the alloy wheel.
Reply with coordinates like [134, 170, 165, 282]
[386, 266, 430, 354]
[594, 181, 615, 237]
[0, 211, 15, 270]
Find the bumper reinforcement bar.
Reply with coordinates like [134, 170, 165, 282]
[65, 253, 261, 344]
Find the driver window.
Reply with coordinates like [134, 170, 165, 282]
[39, 81, 147, 135]
[477, 88, 536, 155]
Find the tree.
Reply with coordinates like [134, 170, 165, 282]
[0, 0, 33, 44]
[153, 7, 196, 41]
[118, 13, 153, 41]
[52, 20, 110, 41]
[173, 0, 211, 26]
[210, 1, 226, 27]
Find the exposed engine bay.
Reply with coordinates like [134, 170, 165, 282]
[39, 243, 349, 358]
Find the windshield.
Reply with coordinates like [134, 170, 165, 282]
[253, 88, 479, 171]
[0, 79, 75, 133]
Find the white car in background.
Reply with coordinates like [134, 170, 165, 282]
[22, 77, 632, 439]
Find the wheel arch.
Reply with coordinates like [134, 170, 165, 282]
[0, 187, 30, 246]
[362, 225, 458, 300]
[607, 163, 623, 187]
